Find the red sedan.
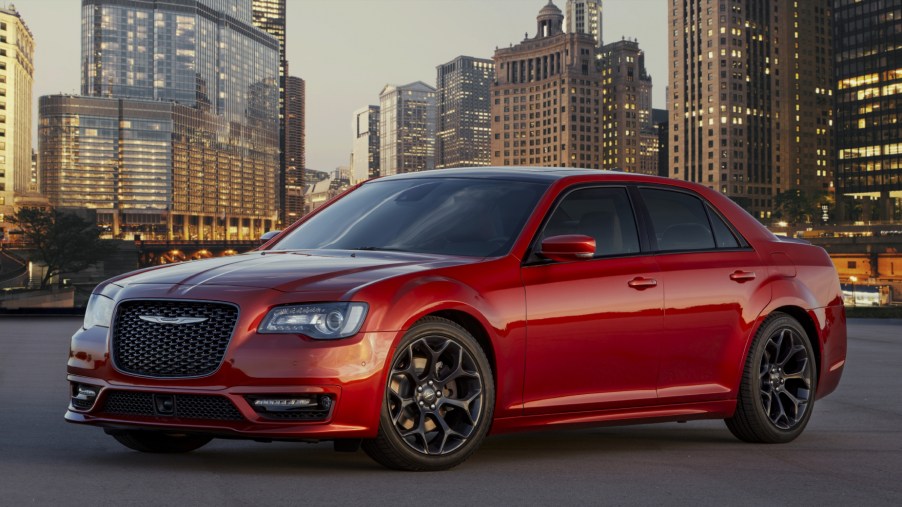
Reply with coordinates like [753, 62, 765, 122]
[66, 168, 846, 471]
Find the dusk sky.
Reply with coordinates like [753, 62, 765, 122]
[21, 0, 667, 171]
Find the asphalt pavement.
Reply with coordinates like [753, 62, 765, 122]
[0, 317, 900, 506]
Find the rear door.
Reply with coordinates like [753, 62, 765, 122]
[637, 187, 768, 403]
[521, 186, 663, 415]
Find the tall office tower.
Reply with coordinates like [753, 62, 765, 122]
[0, 5, 34, 232]
[491, 1, 603, 168]
[252, 0, 290, 224]
[436, 56, 494, 169]
[43, 0, 279, 240]
[379, 82, 436, 176]
[351, 105, 380, 183]
[282, 75, 305, 225]
[599, 39, 653, 173]
[835, 0, 901, 221]
[565, 0, 603, 48]
[669, 0, 834, 220]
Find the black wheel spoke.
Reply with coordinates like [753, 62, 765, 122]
[386, 334, 486, 456]
[758, 325, 813, 430]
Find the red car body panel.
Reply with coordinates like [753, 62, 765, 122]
[66, 169, 845, 440]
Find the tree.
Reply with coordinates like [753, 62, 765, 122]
[774, 190, 834, 225]
[9, 208, 115, 289]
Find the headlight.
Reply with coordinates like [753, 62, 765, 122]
[258, 302, 368, 339]
[83, 294, 115, 329]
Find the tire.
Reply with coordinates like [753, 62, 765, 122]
[362, 316, 495, 471]
[107, 430, 213, 453]
[725, 312, 817, 443]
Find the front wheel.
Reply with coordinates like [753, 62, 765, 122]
[725, 312, 817, 443]
[107, 430, 213, 453]
[362, 317, 495, 471]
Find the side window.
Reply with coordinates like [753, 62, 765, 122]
[541, 187, 641, 257]
[640, 188, 716, 252]
[707, 206, 741, 248]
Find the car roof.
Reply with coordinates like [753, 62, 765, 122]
[376, 167, 676, 184]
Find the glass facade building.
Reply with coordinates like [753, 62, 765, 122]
[283, 75, 305, 226]
[351, 105, 380, 183]
[436, 56, 494, 169]
[379, 82, 436, 176]
[834, 0, 902, 221]
[42, 0, 280, 239]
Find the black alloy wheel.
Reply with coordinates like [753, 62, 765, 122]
[363, 317, 494, 471]
[726, 312, 817, 443]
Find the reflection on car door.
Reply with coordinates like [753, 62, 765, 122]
[521, 186, 663, 415]
[638, 187, 768, 403]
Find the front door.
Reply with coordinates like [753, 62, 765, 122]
[522, 186, 663, 415]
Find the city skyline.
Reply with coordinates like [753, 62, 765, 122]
[21, 0, 668, 172]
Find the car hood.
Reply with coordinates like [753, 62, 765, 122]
[113, 250, 477, 293]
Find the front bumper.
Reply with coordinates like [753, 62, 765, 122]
[66, 321, 398, 440]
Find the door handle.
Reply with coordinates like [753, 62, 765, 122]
[730, 270, 757, 282]
[628, 277, 657, 290]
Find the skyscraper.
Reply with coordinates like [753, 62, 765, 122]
[565, 0, 602, 48]
[0, 5, 34, 231]
[379, 82, 436, 176]
[834, 0, 901, 221]
[490, 1, 603, 168]
[283, 75, 306, 225]
[436, 56, 494, 169]
[351, 105, 380, 183]
[252, 0, 293, 224]
[668, 0, 834, 220]
[599, 39, 653, 173]
[42, 0, 280, 240]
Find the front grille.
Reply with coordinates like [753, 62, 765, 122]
[102, 391, 245, 421]
[112, 300, 238, 378]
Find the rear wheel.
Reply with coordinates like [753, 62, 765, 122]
[725, 312, 817, 443]
[107, 430, 213, 453]
[362, 317, 494, 471]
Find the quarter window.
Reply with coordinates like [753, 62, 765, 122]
[541, 187, 641, 257]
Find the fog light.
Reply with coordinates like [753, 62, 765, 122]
[71, 383, 100, 410]
[74, 384, 98, 402]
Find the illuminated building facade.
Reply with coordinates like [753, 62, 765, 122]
[565, 0, 603, 48]
[379, 82, 436, 175]
[42, 0, 280, 239]
[351, 105, 380, 183]
[436, 56, 494, 169]
[282, 75, 305, 225]
[599, 39, 653, 173]
[491, 1, 603, 168]
[834, 0, 902, 221]
[669, 0, 834, 220]
[0, 5, 34, 231]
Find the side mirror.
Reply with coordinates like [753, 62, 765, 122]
[539, 234, 595, 262]
[259, 230, 282, 243]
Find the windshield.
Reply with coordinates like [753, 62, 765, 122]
[273, 177, 549, 257]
